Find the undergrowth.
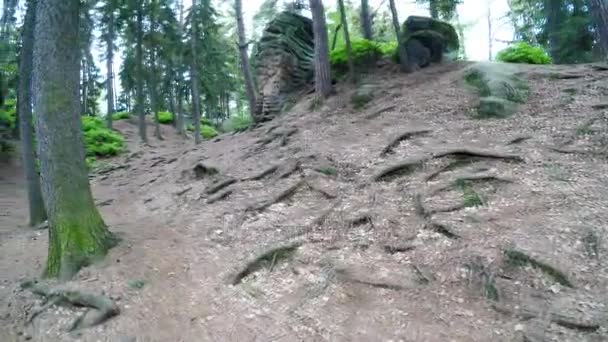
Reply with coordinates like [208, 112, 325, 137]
[186, 123, 219, 140]
[81, 116, 125, 166]
[330, 39, 397, 75]
[496, 42, 552, 65]
[111, 111, 130, 121]
[156, 111, 174, 124]
[222, 114, 252, 132]
[453, 179, 483, 207]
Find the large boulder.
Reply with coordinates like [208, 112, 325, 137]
[253, 12, 314, 122]
[400, 16, 459, 70]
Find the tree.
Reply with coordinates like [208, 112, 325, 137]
[18, 0, 46, 226]
[235, 0, 257, 118]
[98, 0, 119, 128]
[190, 0, 202, 144]
[588, 0, 608, 58]
[338, 0, 356, 83]
[360, 0, 373, 39]
[33, 0, 117, 279]
[388, 0, 411, 72]
[309, 0, 332, 99]
[135, 0, 148, 142]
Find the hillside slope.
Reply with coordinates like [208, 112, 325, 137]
[2, 61, 608, 341]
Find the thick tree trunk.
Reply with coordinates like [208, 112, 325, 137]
[135, 2, 147, 142]
[338, 0, 356, 84]
[18, 0, 46, 226]
[33, 0, 117, 280]
[309, 0, 332, 99]
[81, 58, 88, 115]
[360, 0, 373, 40]
[190, 0, 202, 144]
[588, 0, 608, 58]
[105, 8, 115, 129]
[388, 0, 411, 72]
[544, 0, 563, 63]
[235, 0, 257, 119]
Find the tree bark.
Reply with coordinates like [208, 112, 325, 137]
[235, 0, 257, 119]
[18, 0, 46, 226]
[190, 0, 202, 144]
[105, 6, 115, 129]
[148, 48, 163, 140]
[487, 5, 492, 61]
[544, 0, 563, 63]
[360, 0, 373, 40]
[309, 0, 332, 99]
[135, 1, 147, 142]
[338, 0, 356, 84]
[588, 0, 608, 58]
[33, 0, 117, 280]
[388, 0, 411, 72]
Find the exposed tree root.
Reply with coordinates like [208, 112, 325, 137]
[413, 193, 431, 219]
[383, 244, 415, 254]
[411, 264, 435, 284]
[589, 63, 608, 71]
[365, 105, 396, 119]
[193, 163, 220, 179]
[491, 304, 600, 332]
[21, 280, 119, 331]
[335, 267, 406, 291]
[504, 249, 573, 287]
[380, 128, 432, 155]
[432, 147, 524, 162]
[230, 243, 301, 285]
[207, 189, 233, 204]
[174, 186, 192, 196]
[242, 164, 279, 181]
[276, 160, 301, 179]
[506, 134, 532, 145]
[312, 201, 341, 226]
[149, 157, 167, 168]
[426, 221, 460, 239]
[96, 164, 128, 175]
[372, 157, 427, 181]
[424, 159, 474, 182]
[428, 173, 513, 196]
[206, 177, 237, 195]
[256, 127, 298, 147]
[305, 180, 338, 199]
[249, 180, 305, 212]
[348, 213, 374, 227]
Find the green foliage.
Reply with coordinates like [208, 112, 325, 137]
[453, 179, 483, 208]
[0, 97, 17, 130]
[201, 125, 218, 139]
[378, 41, 398, 57]
[222, 114, 252, 132]
[496, 42, 551, 65]
[156, 111, 174, 124]
[81, 116, 124, 159]
[330, 39, 382, 70]
[111, 111, 131, 120]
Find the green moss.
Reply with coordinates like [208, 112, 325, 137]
[81, 116, 125, 160]
[111, 111, 130, 120]
[156, 111, 174, 124]
[453, 179, 483, 208]
[201, 125, 218, 139]
[474, 96, 516, 119]
[316, 166, 337, 176]
[221, 114, 252, 132]
[44, 203, 118, 280]
[496, 42, 552, 65]
[504, 249, 573, 287]
[330, 39, 383, 74]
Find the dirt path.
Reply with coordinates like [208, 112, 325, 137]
[2, 62, 608, 341]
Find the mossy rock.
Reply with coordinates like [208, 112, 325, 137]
[476, 97, 516, 118]
[398, 16, 459, 69]
[403, 16, 459, 52]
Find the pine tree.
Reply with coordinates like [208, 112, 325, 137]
[338, 0, 356, 83]
[235, 0, 257, 118]
[309, 0, 332, 99]
[360, 0, 373, 40]
[388, 0, 411, 72]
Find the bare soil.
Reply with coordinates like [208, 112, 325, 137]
[2, 61, 608, 341]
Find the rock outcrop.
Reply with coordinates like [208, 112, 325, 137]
[253, 12, 315, 122]
[400, 16, 460, 70]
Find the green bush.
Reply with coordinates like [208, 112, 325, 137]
[81, 116, 124, 158]
[378, 41, 398, 57]
[330, 39, 383, 70]
[156, 111, 174, 124]
[111, 111, 130, 120]
[496, 43, 551, 65]
[221, 114, 252, 132]
[0, 98, 17, 130]
[201, 125, 218, 139]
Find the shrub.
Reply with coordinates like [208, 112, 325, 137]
[0, 98, 17, 130]
[330, 39, 383, 70]
[81, 116, 124, 158]
[111, 111, 130, 120]
[496, 43, 551, 65]
[156, 111, 174, 124]
[221, 114, 252, 132]
[201, 125, 218, 140]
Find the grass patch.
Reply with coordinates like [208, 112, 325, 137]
[504, 249, 573, 287]
[316, 166, 338, 176]
[156, 111, 174, 124]
[111, 111, 130, 121]
[222, 114, 252, 133]
[82, 116, 125, 162]
[496, 42, 552, 65]
[128, 279, 146, 289]
[453, 179, 483, 208]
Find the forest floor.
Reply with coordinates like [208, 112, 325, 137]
[2, 61, 608, 341]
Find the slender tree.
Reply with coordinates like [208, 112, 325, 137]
[190, 0, 202, 144]
[588, 0, 608, 58]
[99, 0, 118, 128]
[136, 0, 147, 142]
[388, 0, 411, 72]
[338, 0, 356, 83]
[18, 0, 46, 226]
[309, 0, 332, 99]
[33, 0, 117, 279]
[360, 0, 373, 39]
[235, 0, 257, 117]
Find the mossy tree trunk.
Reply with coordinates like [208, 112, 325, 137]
[388, 0, 411, 72]
[589, 0, 608, 58]
[18, 0, 47, 227]
[235, 0, 257, 118]
[135, 1, 147, 143]
[338, 0, 356, 84]
[190, 0, 202, 144]
[309, 0, 332, 99]
[360, 0, 373, 40]
[33, 0, 117, 280]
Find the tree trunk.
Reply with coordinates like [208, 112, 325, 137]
[487, 5, 492, 61]
[429, 0, 439, 19]
[135, 2, 147, 142]
[544, 0, 563, 63]
[33, 0, 117, 280]
[309, 0, 332, 99]
[338, 0, 356, 84]
[190, 0, 202, 144]
[588, 0, 608, 58]
[105, 7, 115, 128]
[360, 0, 373, 40]
[176, 88, 185, 136]
[148, 48, 163, 140]
[388, 0, 411, 72]
[18, 0, 46, 226]
[235, 0, 257, 119]
[81, 58, 88, 115]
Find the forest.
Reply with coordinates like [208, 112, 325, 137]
[1, 0, 608, 340]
